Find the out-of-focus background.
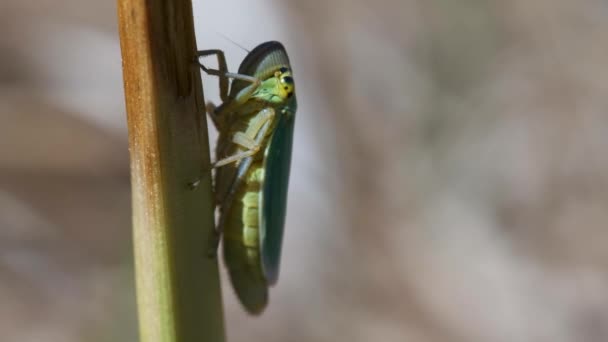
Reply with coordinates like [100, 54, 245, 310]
[2, 0, 608, 341]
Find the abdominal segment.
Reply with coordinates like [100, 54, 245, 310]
[222, 163, 268, 314]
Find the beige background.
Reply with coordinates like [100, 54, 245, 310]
[1, 0, 608, 341]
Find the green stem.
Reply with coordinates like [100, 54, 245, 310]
[117, 0, 225, 341]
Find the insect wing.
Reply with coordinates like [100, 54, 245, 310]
[260, 100, 296, 285]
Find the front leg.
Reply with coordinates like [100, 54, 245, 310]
[196, 49, 261, 106]
[196, 49, 229, 102]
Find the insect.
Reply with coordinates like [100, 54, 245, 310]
[196, 41, 296, 315]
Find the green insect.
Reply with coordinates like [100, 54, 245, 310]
[196, 41, 296, 314]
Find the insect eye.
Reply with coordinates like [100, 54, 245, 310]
[281, 76, 294, 85]
[279, 67, 289, 73]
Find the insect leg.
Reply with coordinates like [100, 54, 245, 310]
[196, 49, 229, 102]
[231, 132, 257, 150]
[212, 73, 262, 112]
[217, 119, 267, 209]
[211, 143, 262, 167]
[205, 101, 222, 130]
[211, 108, 275, 168]
[196, 50, 262, 105]
[187, 98, 222, 190]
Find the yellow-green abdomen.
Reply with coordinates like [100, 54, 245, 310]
[223, 163, 268, 314]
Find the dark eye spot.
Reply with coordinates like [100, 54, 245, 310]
[279, 67, 288, 73]
[282, 76, 294, 84]
[284, 86, 289, 90]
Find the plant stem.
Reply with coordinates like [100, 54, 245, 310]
[117, 0, 225, 341]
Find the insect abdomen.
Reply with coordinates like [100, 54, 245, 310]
[223, 163, 268, 314]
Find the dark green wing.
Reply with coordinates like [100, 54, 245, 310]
[260, 99, 296, 285]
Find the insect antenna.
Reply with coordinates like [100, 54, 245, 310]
[213, 30, 250, 54]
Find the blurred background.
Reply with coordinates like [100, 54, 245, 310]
[2, 0, 608, 341]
